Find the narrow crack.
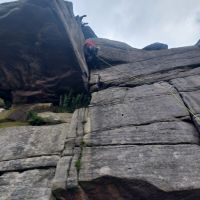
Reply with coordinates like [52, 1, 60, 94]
[89, 93, 176, 108]
[169, 82, 200, 143]
[86, 117, 189, 134]
[0, 166, 56, 176]
[0, 154, 60, 163]
[98, 47, 200, 69]
[64, 112, 78, 180]
[75, 108, 89, 180]
[91, 64, 200, 90]
[81, 142, 198, 148]
[66, 156, 73, 180]
[129, 49, 200, 64]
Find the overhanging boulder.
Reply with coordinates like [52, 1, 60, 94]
[0, 0, 88, 104]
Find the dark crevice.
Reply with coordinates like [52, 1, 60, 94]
[78, 142, 198, 148]
[175, 115, 191, 120]
[54, 124, 80, 200]
[168, 88, 200, 93]
[179, 116, 194, 123]
[0, 166, 56, 176]
[86, 118, 189, 134]
[0, 153, 60, 162]
[65, 111, 79, 182]
[75, 109, 89, 179]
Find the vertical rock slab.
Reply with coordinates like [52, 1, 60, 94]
[77, 81, 200, 199]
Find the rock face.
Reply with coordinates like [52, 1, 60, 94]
[38, 112, 73, 124]
[0, 120, 72, 199]
[22, 38, 198, 200]
[90, 39, 200, 90]
[1, 1, 200, 200]
[0, 0, 88, 104]
[70, 39, 200, 199]
[143, 42, 168, 50]
[196, 39, 200, 47]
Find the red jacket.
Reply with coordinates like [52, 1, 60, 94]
[85, 39, 96, 47]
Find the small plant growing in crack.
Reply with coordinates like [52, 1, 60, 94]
[58, 90, 91, 113]
[75, 159, 81, 173]
[75, 140, 86, 174]
[27, 111, 46, 126]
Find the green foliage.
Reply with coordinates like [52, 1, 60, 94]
[58, 91, 91, 113]
[27, 111, 46, 126]
[75, 159, 81, 173]
[80, 140, 86, 147]
[75, 140, 86, 174]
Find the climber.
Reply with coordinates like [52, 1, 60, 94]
[75, 15, 87, 25]
[84, 38, 98, 68]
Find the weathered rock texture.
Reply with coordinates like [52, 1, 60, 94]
[1, 1, 200, 200]
[38, 112, 72, 124]
[0, 117, 73, 200]
[69, 39, 200, 199]
[26, 38, 199, 200]
[143, 42, 168, 50]
[0, 0, 88, 104]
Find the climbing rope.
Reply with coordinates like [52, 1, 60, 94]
[95, 55, 200, 124]
[97, 55, 154, 85]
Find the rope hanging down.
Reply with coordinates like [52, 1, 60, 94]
[95, 56, 200, 124]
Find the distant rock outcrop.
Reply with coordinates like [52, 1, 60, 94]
[82, 25, 97, 39]
[196, 39, 200, 47]
[143, 42, 168, 50]
[75, 14, 97, 39]
[0, 0, 88, 104]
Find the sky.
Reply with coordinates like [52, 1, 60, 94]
[1, 0, 200, 48]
